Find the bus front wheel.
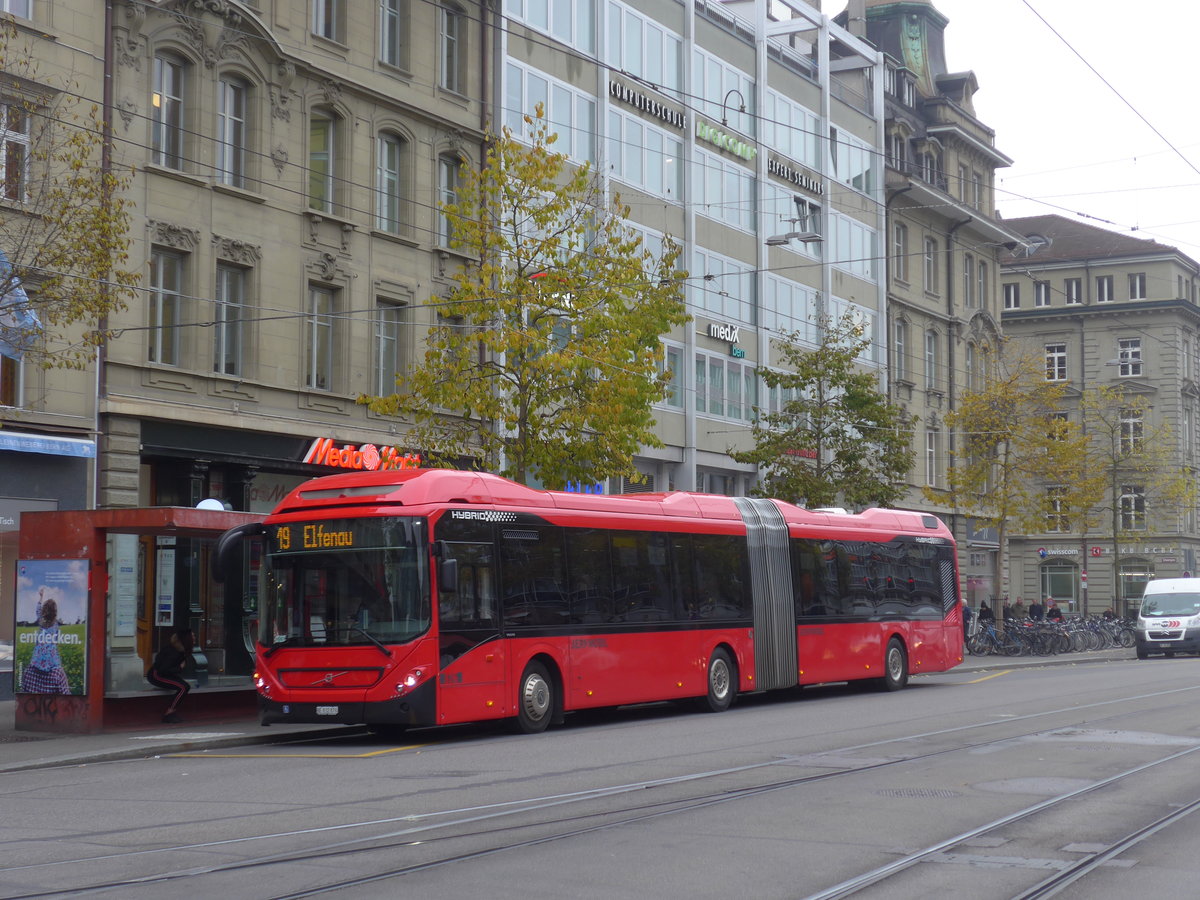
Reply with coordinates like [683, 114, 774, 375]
[704, 648, 736, 712]
[515, 661, 554, 734]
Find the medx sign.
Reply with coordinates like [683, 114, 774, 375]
[708, 322, 740, 343]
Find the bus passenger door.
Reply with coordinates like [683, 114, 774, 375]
[436, 542, 507, 723]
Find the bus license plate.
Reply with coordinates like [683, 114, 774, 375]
[316, 706, 339, 716]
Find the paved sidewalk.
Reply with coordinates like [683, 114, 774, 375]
[0, 647, 1134, 775]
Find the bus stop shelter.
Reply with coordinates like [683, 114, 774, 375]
[14, 507, 263, 733]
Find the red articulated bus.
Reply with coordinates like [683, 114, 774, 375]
[214, 468, 963, 734]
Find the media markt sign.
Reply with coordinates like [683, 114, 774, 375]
[696, 120, 757, 162]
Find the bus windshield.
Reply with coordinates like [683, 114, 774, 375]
[260, 516, 430, 649]
[1140, 593, 1200, 617]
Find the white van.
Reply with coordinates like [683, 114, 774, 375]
[1135, 578, 1200, 659]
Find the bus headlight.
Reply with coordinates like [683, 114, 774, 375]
[396, 669, 423, 695]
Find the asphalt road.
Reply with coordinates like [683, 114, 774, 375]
[3, 656, 1199, 899]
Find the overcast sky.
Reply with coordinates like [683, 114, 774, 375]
[925, 0, 1200, 260]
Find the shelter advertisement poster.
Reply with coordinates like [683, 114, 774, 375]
[14, 559, 89, 695]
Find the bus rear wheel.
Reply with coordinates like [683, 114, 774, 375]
[704, 648, 736, 712]
[515, 661, 554, 734]
[880, 638, 908, 691]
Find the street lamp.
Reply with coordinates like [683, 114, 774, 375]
[721, 89, 746, 127]
[767, 195, 822, 246]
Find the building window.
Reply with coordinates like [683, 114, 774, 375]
[1003, 282, 1020, 309]
[655, 343, 684, 410]
[1045, 343, 1067, 381]
[693, 246, 756, 325]
[885, 131, 906, 170]
[305, 285, 335, 391]
[1065, 277, 1082, 304]
[437, 154, 460, 247]
[696, 148, 755, 233]
[965, 343, 976, 392]
[957, 163, 970, 202]
[0, 351, 21, 407]
[924, 329, 939, 390]
[894, 319, 908, 382]
[1048, 412, 1069, 443]
[1119, 407, 1144, 455]
[1118, 338, 1142, 377]
[216, 77, 247, 188]
[313, 0, 343, 41]
[1096, 274, 1114, 302]
[152, 55, 185, 169]
[604, 1, 676, 94]
[1186, 407, 1194, 462]
[892, 222, 908, 282]
[977, 260, 988, 306]
[0, 1, 31, 18]
[214, 264, 245, 376]
[607, 108, 679, 198]
[508, 61, 596, 163]
[2, 103, 30, 202]
[1046, 486, 1069, 533]
[308, 112, 336, 212]
[962, 253, 974, 307]
[971, 170, 983, 210]
[925, 427, 940, 487]
[1034, 280, 1051, 307]
[694, 48, 755, 137]
[380, 0, 405, 68]
[694, 351, 756, 423]
[1120, 485, 1146, 531]
[1129, 272, 1146, 300]
[374, 300, 408, 396]
[376, 133, 405, 233]
[923, 237, 938, 292]
[440, 3, 465, 94]
[149, 249, 184, 366]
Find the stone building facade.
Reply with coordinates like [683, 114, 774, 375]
[1001, 214, 1200, 616]
[863, 0, 1026, 606]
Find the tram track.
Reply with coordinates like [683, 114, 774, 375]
[801, 742, 1200, 900]
[5, 681, 1200, 900]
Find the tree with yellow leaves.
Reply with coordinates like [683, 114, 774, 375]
[1076, 384, 1195, 616]
[361, 108, 688, 487]
[926, 348, 1093, 609]
[0, 18, 138, 370]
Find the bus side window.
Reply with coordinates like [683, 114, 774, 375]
[500, 526, 567, 627]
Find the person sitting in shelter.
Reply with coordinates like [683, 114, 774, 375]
[146, 628, 195, 724]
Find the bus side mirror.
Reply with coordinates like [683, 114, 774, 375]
[212, 522, 266, 582]
[439, 557, 459, 594]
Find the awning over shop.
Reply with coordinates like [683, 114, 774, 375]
[0, 431, 95, 458]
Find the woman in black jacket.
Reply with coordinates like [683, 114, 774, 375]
[147, 628, 195, 724]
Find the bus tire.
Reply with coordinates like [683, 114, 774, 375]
[704, 648, 736, 712]
[515, 661, 554, 734]
[881, 638, 908, 691]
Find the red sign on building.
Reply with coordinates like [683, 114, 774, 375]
[303, 438, 421, 472]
